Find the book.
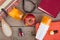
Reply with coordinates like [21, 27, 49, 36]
[38, 0, 60, 17]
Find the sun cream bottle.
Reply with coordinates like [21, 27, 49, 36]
[36, 16, 52, 40]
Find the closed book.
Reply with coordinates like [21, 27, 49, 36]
[38, 0, 60, 17]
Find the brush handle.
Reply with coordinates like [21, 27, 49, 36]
[1, 8, 8, 16]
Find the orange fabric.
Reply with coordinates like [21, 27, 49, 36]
[36, 22, 60, 40]
[35, 23, 40, 32]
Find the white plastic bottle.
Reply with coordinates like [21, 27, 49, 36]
[36, 16, 52, 40]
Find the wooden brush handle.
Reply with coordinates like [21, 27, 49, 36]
[1, 8, 8, 16]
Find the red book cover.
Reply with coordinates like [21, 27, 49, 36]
[36, 22, 60, 40]
[38, 0, 60, 17]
